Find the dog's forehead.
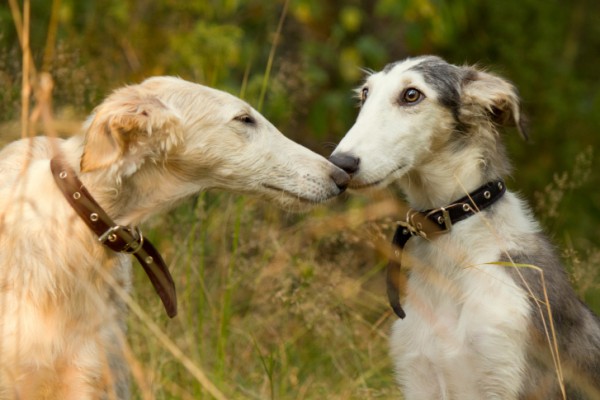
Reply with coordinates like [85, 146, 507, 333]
[368, 56, 463, 114]
[198, 85, 257, 115]
[381, 57, 462, 89]
[366, 57, 433, 93]
[142, 76, 249, 106]
[367, 58, 425, 87]
[382, 56, 435, 75]
[142, 77, 257, 121]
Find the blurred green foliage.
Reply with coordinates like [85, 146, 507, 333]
[1, 0, 599, 296]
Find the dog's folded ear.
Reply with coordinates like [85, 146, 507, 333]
[81, 87, 182, 174]
[460, 68, 528, 141]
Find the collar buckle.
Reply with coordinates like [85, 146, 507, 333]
[397, 210, 429, 239]
[98, 225, 144, 254]
[435, 207, 453, 232]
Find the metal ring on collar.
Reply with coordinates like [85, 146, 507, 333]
[122, 226, 144, 254]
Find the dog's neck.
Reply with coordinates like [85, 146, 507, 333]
[84, 168, 198, 227]
[66, 136, 198, 226]
[398, 147, 507, 211]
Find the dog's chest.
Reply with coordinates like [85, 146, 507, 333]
[390, 221, 532, 397]
[404, 235, 528, 334]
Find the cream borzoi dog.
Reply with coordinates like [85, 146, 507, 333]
[0, 76, 348, 399]
[330, 56, 600, 399]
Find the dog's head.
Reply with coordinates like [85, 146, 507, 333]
[81, 77, 348, 212]
[330, 56, 525, 204]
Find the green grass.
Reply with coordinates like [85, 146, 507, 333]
[121, 172, 600, 399]
[128, 193, 400, 399]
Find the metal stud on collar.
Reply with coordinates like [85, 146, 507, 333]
[484, 190, 491, 199]
[90, 213, 99, 222]
[59, 171, 67, 179]
[462, 203, 471, 212]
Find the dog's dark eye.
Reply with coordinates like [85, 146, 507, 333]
[360, 87, 369, 104]
[401, 88, 424, 104]
[234, 114, 256, 125]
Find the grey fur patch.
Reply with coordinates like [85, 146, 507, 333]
[409, 56, 465, 123]
[502, 235, 600, 399]
[382, 60, 401, 74]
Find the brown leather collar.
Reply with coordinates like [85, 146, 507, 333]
[50, 157, 177, 318]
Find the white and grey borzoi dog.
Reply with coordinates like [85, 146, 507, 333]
[0, 76, 348, 399]
[330, 56, 600, 399]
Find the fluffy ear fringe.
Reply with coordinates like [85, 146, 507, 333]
[81, 87, 182, 173]
[461, 68, 528, 141]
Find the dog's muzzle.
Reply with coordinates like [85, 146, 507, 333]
[329, 152, 360, 175]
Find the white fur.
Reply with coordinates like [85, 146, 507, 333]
[0, 76, 347, 399]
[390, 194, 536, 399]
[331, 57, 556, 399]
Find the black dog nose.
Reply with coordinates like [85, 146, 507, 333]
[330, 167, 350, 191]
[329, 153, 360, 175]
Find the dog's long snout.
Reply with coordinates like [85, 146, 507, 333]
[329, 153, 360, 175]
[330, 166, 350, 191]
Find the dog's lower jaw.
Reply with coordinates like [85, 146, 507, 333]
[347, 164, 408, 190]
[260, 183, 341, 212]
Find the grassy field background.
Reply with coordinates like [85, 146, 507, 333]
[1, 1, 599, 398]
[126, 192, 403, 399]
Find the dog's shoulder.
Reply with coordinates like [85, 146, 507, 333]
[0, 137, 75, 227]
[0, 136, 57, 175]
